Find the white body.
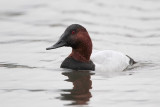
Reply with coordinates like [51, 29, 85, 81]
[91, 50, 130, 72]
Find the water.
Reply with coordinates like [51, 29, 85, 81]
[0, 0, 160, 107]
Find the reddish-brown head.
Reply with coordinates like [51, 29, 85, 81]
[46, 24, 93, 62]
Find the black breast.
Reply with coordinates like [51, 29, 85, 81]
[60, 57, 95, 71]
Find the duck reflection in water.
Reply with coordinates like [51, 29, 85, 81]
[60, 70, 95, 105]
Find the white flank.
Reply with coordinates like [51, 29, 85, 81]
[91, 50, 130, 72]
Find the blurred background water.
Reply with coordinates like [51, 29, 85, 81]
[0, 0, 160, 107]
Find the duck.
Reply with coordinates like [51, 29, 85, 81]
[46, 24, 136, 72]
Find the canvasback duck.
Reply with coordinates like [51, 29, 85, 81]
[46, 24, 136, 72]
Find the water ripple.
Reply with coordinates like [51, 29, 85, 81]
[0, 89, 59, 92]
[0, 62, 36, 69]
[0, 39, 53, 44]
[0, 11, 25, 17]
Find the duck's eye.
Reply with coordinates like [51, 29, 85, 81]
[71, 31, 75, 35]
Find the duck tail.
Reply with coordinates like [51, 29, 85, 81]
[126, 55, 137, 65]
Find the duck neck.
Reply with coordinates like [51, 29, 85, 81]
[69, 33, 92, 62]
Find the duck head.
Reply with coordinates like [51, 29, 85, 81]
[46, 24, 93, 62]
[46, 24, 95, 70]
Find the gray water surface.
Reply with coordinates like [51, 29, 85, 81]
[0, 0, 160, 107]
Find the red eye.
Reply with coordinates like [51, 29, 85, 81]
[72, 31, 75, 34]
